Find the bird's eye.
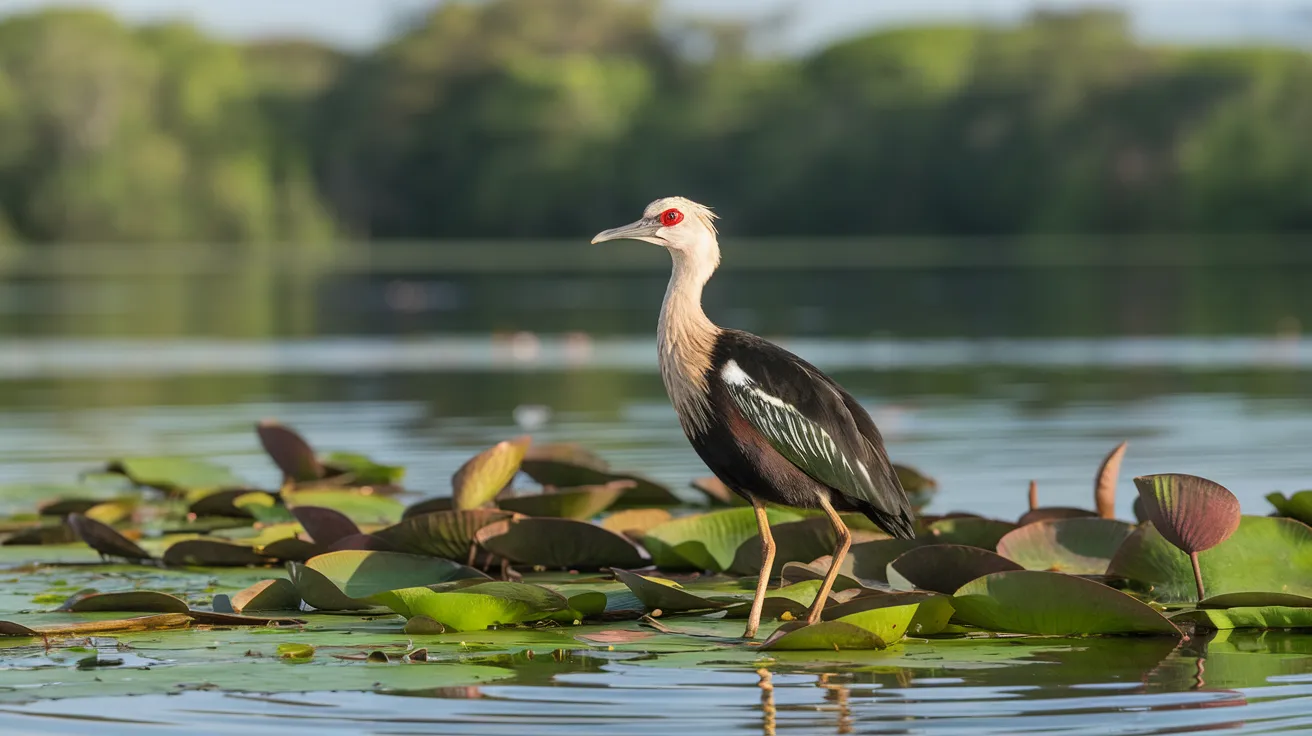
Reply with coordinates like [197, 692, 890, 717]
[660, 209, 684, 226]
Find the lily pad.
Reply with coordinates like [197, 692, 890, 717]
[162, 540, 272, 568]
[760, 620, 887, 651]
[188, 489, 277, 519]
[373, 509, 514, 560]
[0, 613, 194, 637]
[1266, 490, 1312, 525]
[926, 517, 1017, 549]
[520, 443, 611, 487]
[728, 516, 884, 577]
[1095, 441, 1128, 518]
[610, 569, 734, 613]
[824, 592, 955, 636]
[496, 481, 631, 519]
[282, 490, 404, 525]
[106, 457, 245, 493]
[376, 581, 568, 632]
[641, 507, 804, 572]
[290, 506, 361, 546]
[452, 437, 531, 510]
[837, 538, 929, 585]
[304, 549, 488, 602]
[232, 578, 302, 613]
[721, 581, 830, 620]
[1172, 606, 1312, 631]
[58, 591, 190, 614]
[1017, 507, 1097, 526]
[1200, 592, 1312, 608]
[887, 544, 1023, 594]
[475, 517, 645, 570]
[257, 420, 324, 483]
[1106, 516, 1312, 604]
[996, 518, 1135, 574]
[401, 496, 453, 518]
[260, 537, 321, 562]
[599, 508, 672, 536]
[950, 570, 1180, 636]
[66, 514, 151, 561]
[324, 534, 394, 552]
[318, 451, 405, 487]
[1133, 474, 1240, 555]
[3, 523, 76, 546]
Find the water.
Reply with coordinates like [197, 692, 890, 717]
[2, 242, 1312, 732]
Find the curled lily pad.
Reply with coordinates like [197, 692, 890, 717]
[282, 490, 403, 525]
[496, 481, 631, 519]
[641, 507, 804, 572]
[58, 591, 190, 613]
[37, 498, 107, 517]
[303, 549, 489, 603]
[162, 540, 272, 567]
[760, 620, 886, 651]
[475, 517, 645, 570]
[996, 518, 1135, 574]
[232, 579, 302, 613]
[1106, 516, 1312, 604]
[728, 517, 884, 577]
[377, 582, 568, 632]
[288, 562, 371, 611]
[1095, 441, 1128, 519]
[610, 569, 734, 613]
[105, 457, 245, 494]
[599, 508, 672, 536]
[887, 544, 1022, 594]
[951, 570, 1180, 636]
[1133, 474, 1243, 599]
[927, 517, 1017, 549]
[290, 506, 361, 546]
[452, 437, 531, 510]
[66, 514, 151, 561]
[373, 509, 514, 560]
[608, 473, 683, 508]
[257, 420, 324, 483]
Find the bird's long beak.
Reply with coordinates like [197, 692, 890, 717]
[591, 219, 660, 244]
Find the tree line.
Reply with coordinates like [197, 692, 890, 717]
[0, 1, 1310, 245]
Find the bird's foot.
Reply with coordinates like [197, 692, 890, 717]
[803, 607, 824, 626]
[742, 624, 759, 639]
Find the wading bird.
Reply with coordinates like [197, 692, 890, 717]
[592, 197, 916, 638]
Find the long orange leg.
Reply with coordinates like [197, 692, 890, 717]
[744, 499, 777, 639]
[806, 495, 851, 625]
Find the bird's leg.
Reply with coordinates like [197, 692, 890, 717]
[744, 498, 777, 639]
[806, 496, 852, 626]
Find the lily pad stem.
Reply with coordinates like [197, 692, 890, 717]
[1190, 550, 1205, 600]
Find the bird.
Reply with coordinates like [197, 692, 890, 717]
[592, 197, 917, 639]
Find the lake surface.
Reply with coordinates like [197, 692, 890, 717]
[1, 241, 1312, 732]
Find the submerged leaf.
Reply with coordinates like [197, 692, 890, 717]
[452, 437, 531, 510]
[887, 544, 1022, 594]
[476, 518, 645, 570]
[996, 518, 1135, 574]
[1133, 474, 1240, 555]
[257, 420, 324, 483]
[951, 570, 1180, 636]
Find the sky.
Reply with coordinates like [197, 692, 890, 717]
[0, 0, 1310, 50]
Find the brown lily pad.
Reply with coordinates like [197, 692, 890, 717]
[1133, 474, 1240, 555]
[475, 517, 645, 570]
[66, 513, 151, 561]
[232, 578, 303, 613]
[1095, 441, 1128, 518]
[58, 590, 190, 613]
[257, 420, 325, 483]
[290, 506, 361, 546]
[162, 540, 272, 567]
[373, 509, 514, 560]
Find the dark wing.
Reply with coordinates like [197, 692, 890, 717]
[717, 331, 915, 538]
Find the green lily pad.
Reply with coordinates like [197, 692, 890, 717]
[496, 482, 630, 519]
[1200, 592, 1312, 608]
[1017, 507, 1098, 526]
[823, 592, 955, 636]
[289, 506, 361, 546]
[1107, 516, 1312, 604]
[641, 507, 804, 572]
[887, 544, 1023, 593]
[162, 540, 272, 568]
[319, 452, 405, 487]
[257, 420, 324, 483]
[106, 457, 246, 493]
[760, 620, 887, 651]
[475, 517, 645, 570]
[1266, 490, 1312, 525]
[66, 514, 151, 561]
[295, 550, 488, 610]
[282, 490, 404, 525]
[720, 581, 829, 620]
[728, 516, 882, 577]
[951, 570, 1180, 636]
[996, 518, 1135, 574]
[376, 581, 568, 632]
[58, 590, 190, 613]
[520, 443, 612, 487]
[610, 569, 734, 613]
[288, 563, 371, 611]
[1171, 606, 1312, 631]
[373, 509, 514, 560]
[1094, 441, 1128, 518]
[232, 578, 302, 613]
[1133, 474, 1240, 555]
[452, 437, 531, 510]
[927, 517, 1017, 549]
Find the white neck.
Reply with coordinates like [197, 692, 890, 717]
[657, 250, 720, 436]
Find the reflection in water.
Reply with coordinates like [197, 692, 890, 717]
[757, 668, 775, 736]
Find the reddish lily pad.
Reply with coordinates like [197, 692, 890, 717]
[887, 544, 1023, 594]
[452, 437, 531, 510]
[496, 482, 631, 519]
[951, 570, 1180, 636]
[475, 517, 645, 570]
[66, 514, 151, 561]
[256, 420, 324, 483]
[373, 509, 514, 560]
[996, 518, 1135, 574]
[324, 534, 395, 552]
[1133, 474, 1240, 555]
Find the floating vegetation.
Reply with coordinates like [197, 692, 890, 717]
[0, 427, 1310, 704]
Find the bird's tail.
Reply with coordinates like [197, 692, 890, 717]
[857, 500, 917, 540]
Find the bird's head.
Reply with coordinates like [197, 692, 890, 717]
[591, 196, 720, 268]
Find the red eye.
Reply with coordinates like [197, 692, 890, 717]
[660, 208, 683, 226]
